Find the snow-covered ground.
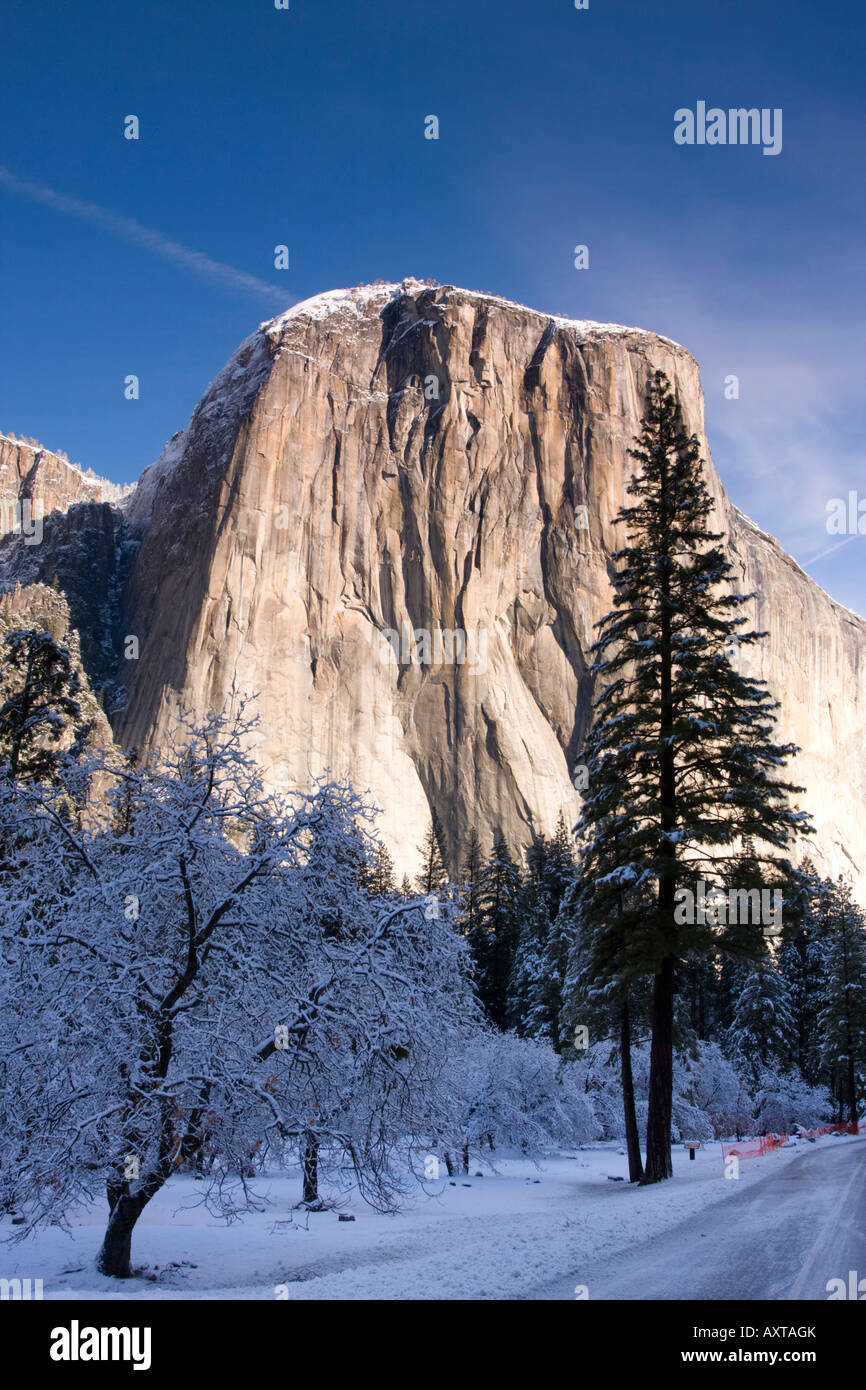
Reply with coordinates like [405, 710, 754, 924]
[4, 1134, 858, 1301]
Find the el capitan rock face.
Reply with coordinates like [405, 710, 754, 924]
[104, 281, 866, 887]
[2, 284, 864, 888]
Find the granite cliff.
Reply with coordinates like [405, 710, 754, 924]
[2, 283, 863, 888]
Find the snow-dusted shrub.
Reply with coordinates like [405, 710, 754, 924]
[571, 1034, 834, 1142]
[675, 1043, 752, 1138]
[750, 1068, 833, 1134]
[571, 1039, 756, 1142]
[444, 1032, 598, 1164]
[571, 1040, 635, 1139]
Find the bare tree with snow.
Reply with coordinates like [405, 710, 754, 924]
[0, 708, 475, 1277]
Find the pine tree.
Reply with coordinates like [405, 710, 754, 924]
[0, 628, 83, 782]
[111, 747, 140, 839]
[725, 956, 794, 1087]
[361, 843, 396, 897]
[468, 835, 522, 1028]
[508, 818, 576, 1045]
[679, 842, 795, 1049]
[777, 861, 828, 1085]
[816, 878, 866, 1123]
[416, 808, 448, 894]
[507, 871, 550, 1037]
[678, 952, 721, 1045]
[457, 827, 484, 938]
[573, 371, 811, 1182]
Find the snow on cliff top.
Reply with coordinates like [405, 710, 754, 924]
[260, 280, 689, 353]
[127, 281, 689, 523]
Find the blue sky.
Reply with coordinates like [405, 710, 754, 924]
[1, 0, 864, 612]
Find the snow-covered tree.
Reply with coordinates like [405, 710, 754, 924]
[571, 1041, 631, 1140]
[456, 826, 483, 940]
[778, 862, 828, 1086]
[0, 627, 83, 781]
[674, 1042, 751, 1138]
[507, 893, 548, 1037]
[508, 818, 576, 1045]
[816, 878, 866, 1123]
[467, 836, 522, 1029]
[750, 1068, 832, 1135]
[442, 1033, 596, 1170]
[0, 709, 477, 1278]
[725, 957, 794, 1086]
[572, 370, 811, 1182]
[360, 842, 396, 897]
[415, 808, 448, 893]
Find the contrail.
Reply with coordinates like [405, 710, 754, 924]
[801, 533, 858, 566]
[0, 165, 289, 306]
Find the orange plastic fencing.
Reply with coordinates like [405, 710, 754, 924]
[722, 1121, 862, 1162]
[796, 1121, 860, 1139]
[721, 1133, 788, 1162]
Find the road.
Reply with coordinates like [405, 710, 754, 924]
[529, 1138, 866, 1300]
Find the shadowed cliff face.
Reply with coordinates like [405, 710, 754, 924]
[33, 283, 866, 886]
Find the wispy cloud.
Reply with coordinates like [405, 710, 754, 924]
[0, 165, 288, 305]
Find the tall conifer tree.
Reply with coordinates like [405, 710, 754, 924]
[573, 371, 810, 1182]
[416, 809, 448, 894]
[508, 817, 577, 1044]
[468, 836, 522, 1029]
[778, 861, 828, 1085]
[725, 957, 794, 1086]
[817, 878, 866, 1123]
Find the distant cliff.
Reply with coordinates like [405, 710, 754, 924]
[0, 433, 130, 534]
[0, 434, 133, 699]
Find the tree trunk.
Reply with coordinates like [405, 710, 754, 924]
[620, 993, 644, 1183]
[443, 1151, 455, 1177]
[644, 465, 677, 1188]
[643, 954, 675, 1183]
[301, 1132, 319, 1205]
[462, 1143, 469, 1175]
[97, 1194, 143, 1278]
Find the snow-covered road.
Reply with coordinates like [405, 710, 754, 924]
[530, 1138, 866, 1300]
[6, 1136, 861, 1300]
